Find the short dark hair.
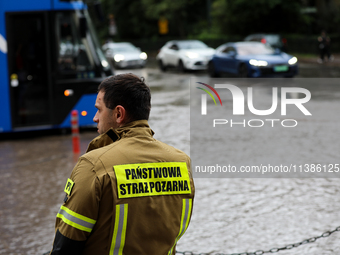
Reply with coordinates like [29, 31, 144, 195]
[98, 73, 151, 121]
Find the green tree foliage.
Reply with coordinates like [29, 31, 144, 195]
[90, 0, 340, 43]
[211, 0, 303, 36]
[91, 0, 208, 41]
[316, 0, 340, 33]
[89, 0, 157, 41]
[141, 0, 208, 38]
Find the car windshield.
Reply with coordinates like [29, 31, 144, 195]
[177, 41, 208, 49]
[111, 44, 138, 52]
[264, 35, 280, 45]
[236, 43, 275, 55]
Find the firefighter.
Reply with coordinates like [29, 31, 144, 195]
[49, 73, 195, 255]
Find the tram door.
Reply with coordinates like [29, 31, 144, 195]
[7, 13, 51, 129]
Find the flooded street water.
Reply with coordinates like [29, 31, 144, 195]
[1, 64, 340, 255]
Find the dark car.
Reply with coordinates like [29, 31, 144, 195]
[208, 42, 298, 78]
[244, 34, 287, 52]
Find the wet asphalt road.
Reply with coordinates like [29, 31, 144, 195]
[0, 61, 340, 255]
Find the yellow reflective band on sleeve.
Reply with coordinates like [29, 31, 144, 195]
[114, 162, 191, 199]
[64, 178, 74, 196]
[110, 204, 128, 255]
[57, 205, 96, 233]
[168, 199, 193, 255]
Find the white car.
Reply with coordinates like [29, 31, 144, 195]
[102, 42, 147, 69]
[156, 40, 215, 72]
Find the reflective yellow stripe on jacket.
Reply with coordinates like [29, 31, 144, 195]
[108, 199, 192, 255]
[169, 199, 193, 255]
[110, 204, 128, 255]
[57, 205, 96, 233]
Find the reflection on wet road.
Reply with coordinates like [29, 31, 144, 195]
[0, 66, 339, 255]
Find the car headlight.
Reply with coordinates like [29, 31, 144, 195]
[114, 54, 125, 62]
[139, 52, 148, 60]
[249, 59, 268, 67]
[185, 52, 199, 59]
[288, 57, 298, 65]
[101, 60, 109, 68]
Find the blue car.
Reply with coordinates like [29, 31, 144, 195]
[208, 42, 298, 77]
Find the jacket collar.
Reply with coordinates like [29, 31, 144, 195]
[86, 120, 154, 153]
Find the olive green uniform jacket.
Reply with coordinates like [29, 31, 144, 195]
[50, 120, 195, 255]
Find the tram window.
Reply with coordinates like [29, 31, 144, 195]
[56, 12, 95, 78]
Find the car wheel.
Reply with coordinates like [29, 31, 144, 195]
[158, 59, 167, 71]
[238, 64, 248, 78]
[208, 61, 219, 77]
[177, 60, 186, 72]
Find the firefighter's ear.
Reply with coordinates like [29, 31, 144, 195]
[114, 105, 127, 125]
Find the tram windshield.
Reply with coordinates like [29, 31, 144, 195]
[56, 10, 110, 79]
